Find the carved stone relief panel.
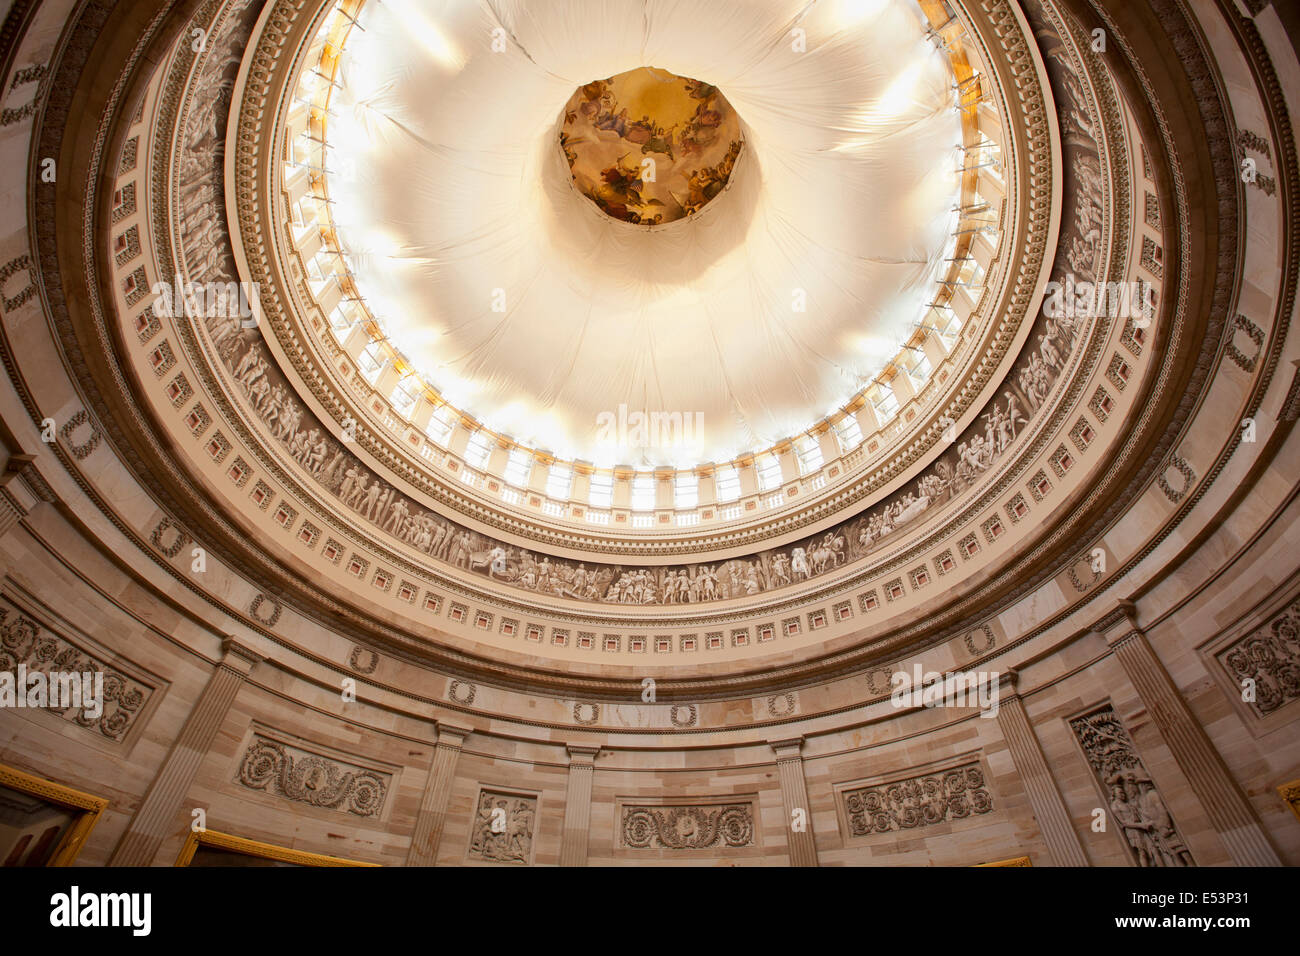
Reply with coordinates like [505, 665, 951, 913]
[619, 799, 756, 850]
[235, 729, 393, 819]
[1068, 704, 1194, 867]
[1213, 599, 1300, 719]
[466, 788, 538, 865]
[0, 592, 159, 745]
[839, 759, 994, 838]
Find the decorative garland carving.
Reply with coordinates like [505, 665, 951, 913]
[247, 593, 281, 627]
[1156, 454, 1196, 504]
[843, 761, 993, 835]
[448, 679, 476, 705]
[236, 733, 389, 817]
[963, 625, 996, 655]
[1225, 313, 1264, 372]
[148, 517, 189, 558]
[348, 645, 378, 675]
[57, 410, 101, 460]
[622, 802, 755, 849]
[0, 597, 152, 741]
[0, 255, 37, 311]
[669, 703, 698, 727]
[766, 692, 796, 717]
[1216, 599, 1300, 717]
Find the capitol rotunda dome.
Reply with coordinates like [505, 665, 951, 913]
[0, 0, 1295, 891]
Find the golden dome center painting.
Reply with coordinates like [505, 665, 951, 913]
[559, 67, 744, 225]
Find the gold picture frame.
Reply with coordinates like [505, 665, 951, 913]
[975, 856, 1033, 867]
[0, 762, 108, 866]
[174, 828, 379, 867]
[1279, 779, 1300, 824]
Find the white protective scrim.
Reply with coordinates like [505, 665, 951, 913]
[328, 0, 961, 467]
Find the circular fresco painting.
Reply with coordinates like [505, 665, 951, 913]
[559, 67, 744, 225]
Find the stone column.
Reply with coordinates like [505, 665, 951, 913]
[109, 638, 262, 866]
[1103, 605, 1281, 866]
[769, 736, 818, 866]
[559, 745, 599, 866]
[405, 722, 471, 866]
[0, 454, 39, 537]
[995, 672, 1089, 866]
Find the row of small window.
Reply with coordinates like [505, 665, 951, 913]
[343, 313, 950, 495]
[330, 322, 965, 517]
[448, 428, 851, 514]
[327, 259, 956, 437]
[324, 293, 966, 517]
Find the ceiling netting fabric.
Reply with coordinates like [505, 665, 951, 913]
[328, 0, 961, 467]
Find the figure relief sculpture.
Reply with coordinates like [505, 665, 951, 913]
[1070, 705, 1194, 866]
[468, 790, 536, 864]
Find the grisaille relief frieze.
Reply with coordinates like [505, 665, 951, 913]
[467, 789, 537, 864]
[1070, 705, 1194, 866]
[841, 761, 994, 836]
[235, 732, 391, 818]
[1215, 599, 1300, 718]
[0, 595, 155, 742]
[621, 802, 756, 850]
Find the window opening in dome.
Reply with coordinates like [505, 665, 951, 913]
[504, 448, 532, 488]
[715, 465, 741, 502]
[796, 436, 823, 475]
[756, 454, 783, 491]
[588, 472, 614, 509]
[674, 472, 699, 509]
[630, 474, 655, 512]
[464, 431, 493, 470]
[546, 462, 572, 501]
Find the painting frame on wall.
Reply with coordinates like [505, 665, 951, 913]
[0, 762, 108, 866]
[1279, 779, 1300, 825]
[173, 828, 379, 867]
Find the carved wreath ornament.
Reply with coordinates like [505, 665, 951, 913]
[237, 737, 387, 817]
[621, 804, 754, 849]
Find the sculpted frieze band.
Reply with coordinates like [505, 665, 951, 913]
[163, 0, 1116, 615]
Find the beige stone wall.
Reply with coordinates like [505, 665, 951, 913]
[0, 0, 1297, 868]
[1, 481, 1299, 866]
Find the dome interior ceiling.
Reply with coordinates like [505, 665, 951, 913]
[326, 0, 962, 468]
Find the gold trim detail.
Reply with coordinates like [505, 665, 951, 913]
[174, 827, 379, 867]
[1279, 779, 1300, 824]
[975, 855, 1032, 867]
[0, 762, 108, 866]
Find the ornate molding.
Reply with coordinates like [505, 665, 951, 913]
[1215, 598, 1300, 718]
[0, 595, 155, 742]
[621, 801, 755, 849]
[842, 760, 994, 836]
[235, 731, 391, 818]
